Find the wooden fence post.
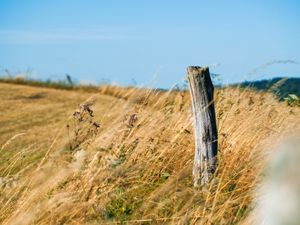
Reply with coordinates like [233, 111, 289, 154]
[187, 66, 218, 187]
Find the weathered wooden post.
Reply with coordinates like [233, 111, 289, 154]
[187, 66, 218, 187]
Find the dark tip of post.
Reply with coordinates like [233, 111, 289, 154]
[187, 66, 209, 77]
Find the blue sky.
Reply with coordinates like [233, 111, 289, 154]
[0, 0, 299, 87]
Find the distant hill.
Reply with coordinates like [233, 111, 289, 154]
[0, 75, 299, 100]
[231, 77, 300, 99]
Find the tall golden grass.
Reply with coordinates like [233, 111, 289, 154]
[0, 82, 299, 225]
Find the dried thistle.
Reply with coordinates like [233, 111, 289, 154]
[68, 101, 101, 151]
[128, 113, 138, 128]
[80, 103, 94, 117]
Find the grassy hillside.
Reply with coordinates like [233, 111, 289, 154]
[234, 77, 300, 99]
[0, 82, 299, 224]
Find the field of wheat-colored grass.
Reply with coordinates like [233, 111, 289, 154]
[0, 82, 299, 225]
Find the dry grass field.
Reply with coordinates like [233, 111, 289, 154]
[0, 82, 299, 224]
